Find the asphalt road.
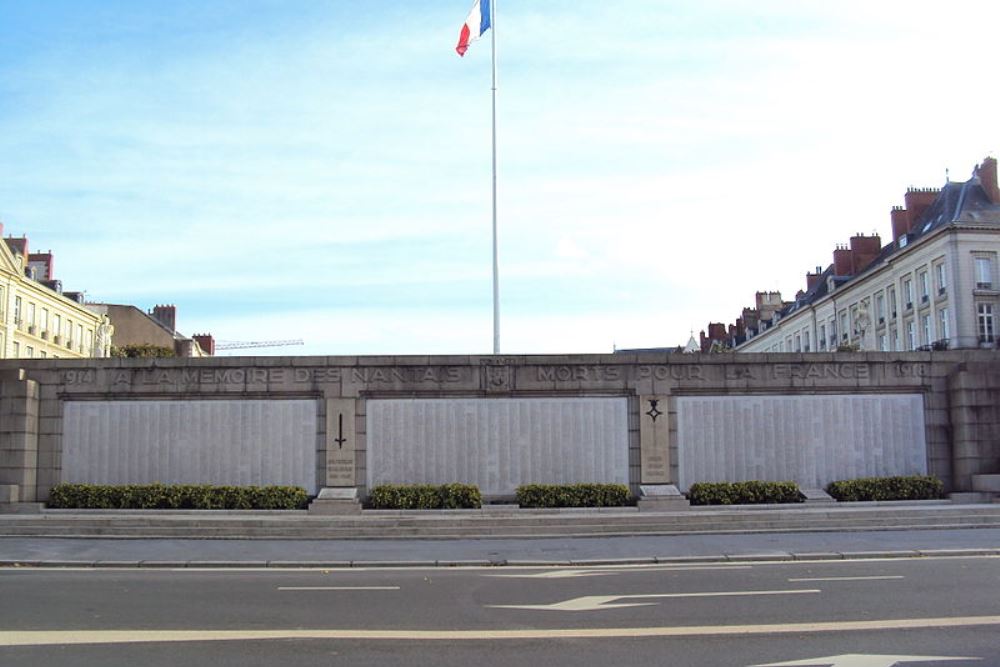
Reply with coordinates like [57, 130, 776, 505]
[2, 555, 998, 666]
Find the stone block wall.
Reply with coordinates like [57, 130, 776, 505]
[0, 369, 40, 503]
[949, 362, 1000, 489]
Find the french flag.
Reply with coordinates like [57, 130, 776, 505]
[456, 0, 491, 57]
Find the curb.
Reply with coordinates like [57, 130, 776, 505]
[2, 548, 997, 570]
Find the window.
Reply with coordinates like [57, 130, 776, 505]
[77, 324, 83, 348]
[878, 334, 887, 351]
[794, 334, 801, 352]
[53, 314, 61, 339]
[905, 320, 915, 350]
[41, 308, 49, 335]
[12, 342, 19, 356]
[819, 324, 827, 350]
[0, 286, 4, 320]
[14, 296, 21, 326]
[888, 286, 897, 316]
[803, 331, 811, 352]
[978, 303, 996, 343]
[889, 326, 898, 351]
[27, 302, 35, 327]
[918, 271, 929, 303]
[903, 278, 913, 309]
[935, 262, 947, 295]
[876, 293, 885, 323]
[921, 314, 931, 346]
[975, 257, 993, 289]
[26, 346, 34, 358]
[938, 308, 949, 342]
[39, 351, 46, 359]
[840, 312, 849, 341]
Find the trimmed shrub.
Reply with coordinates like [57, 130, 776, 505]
[687, 480, 803, 506]
[826, 475, 944, 502]
[110, 344, 175, 358]
[515, 483, 631, 508]
[47, 483, 309, 510]
[367, 483, 482, 510]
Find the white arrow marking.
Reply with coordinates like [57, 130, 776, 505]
[751, 654, 980, 667]
[485, 569, 620, 579]
[490, 588, 819, 611]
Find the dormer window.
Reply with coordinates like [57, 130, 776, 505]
[899, 235, 908, 248]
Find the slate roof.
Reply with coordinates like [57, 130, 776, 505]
[768, 171, 1000, 323]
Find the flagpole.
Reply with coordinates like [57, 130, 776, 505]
[490, 0, 500, 355]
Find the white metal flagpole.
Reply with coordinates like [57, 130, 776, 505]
[490, 0, 500, 355]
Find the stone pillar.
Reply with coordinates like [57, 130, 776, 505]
[949, 362, 1000, 495]
[637, 394, 688, 511]
[0, 369, 40, 506]
[309, 395, 361, 514]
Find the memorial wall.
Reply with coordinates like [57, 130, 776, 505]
[1, 352, 998, 505]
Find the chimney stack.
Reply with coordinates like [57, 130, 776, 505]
[833, 245, 854, 276]
[806, 265, 824, 291]
[848, 233, 881, 273]
[977, 156, 1000, 204]
[192, 334, 215, 356]
[151, 304, 177, 331]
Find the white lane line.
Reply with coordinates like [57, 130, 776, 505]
[788, 576, 904, 582]
[277, 586, 400, 591]
[490, 588, 820, 611]
[3, 616, 1000, 646]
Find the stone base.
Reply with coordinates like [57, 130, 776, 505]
[308, 487, 362, 515]
[800, 487, 836, 504]
[637, 484, 690, 512]
[949, 492, 994, 504]
[0, 485, 19, 504]
[971, 475, 1000, 493]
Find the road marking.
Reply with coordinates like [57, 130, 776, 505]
[277, 586, 400, 591]
[788, 576, 904, 583]
[486, 565, 753, 579]
[752, 653, 980, 666]
[489, 588, 820, 611]
[2, 616, 1000, 646]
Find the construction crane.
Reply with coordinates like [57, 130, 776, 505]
[214, 339, 304, 351]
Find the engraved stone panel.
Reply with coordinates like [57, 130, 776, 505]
[366, 397, 628, 496]
[639, 395, 670, 483]
[676, 394, 926, 491]
[326, 398, 357, 487]
[63, 400, 319, 492]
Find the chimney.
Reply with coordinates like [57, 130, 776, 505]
[806, 265, 824, 291]
[28, 252, 54, 281]
[977, 157, 1000, 204]
[151, 304, 177, 331]
[848, 233, 881, 273]
[891, 206, 911, 243]
[192, 334, 215, 356]
[833, 245, 854, 276]
[903, 188, 939, 227]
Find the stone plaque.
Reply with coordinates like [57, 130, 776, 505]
[326, 398, 357, 487]
[639, 395, 670, 483]
[62, 399, 318, 492]
[676, 394, 927, 490]
[366, 397, 629, 496]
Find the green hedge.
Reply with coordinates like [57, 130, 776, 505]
[367, 483, 482, 509]
[515, 483, 631, 508]
[47, 483, 309, 510]
[826, 475, 944, 502]
[687, 481, 803, 505]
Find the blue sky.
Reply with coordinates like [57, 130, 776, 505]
[1, 1, 998, 355]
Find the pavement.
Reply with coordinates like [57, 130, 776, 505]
[2, 501, 1000, 568]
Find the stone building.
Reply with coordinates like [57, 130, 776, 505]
[0, 226, 108, 360]
[86, 303, 214, 357]
[734, 158, 1000, 353]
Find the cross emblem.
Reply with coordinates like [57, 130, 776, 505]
[646, 399, 663, 422]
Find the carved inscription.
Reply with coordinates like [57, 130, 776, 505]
[771, 363, 871, 380]
[635, 365, 705, 382]
[537, 366, 623, 382]
[62, 366, 464, 387]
